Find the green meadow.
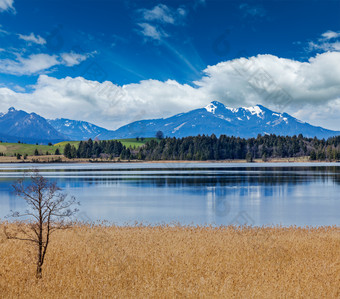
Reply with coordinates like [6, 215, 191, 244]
[0, 138, 153, 156]
[0, 142, 57, 156]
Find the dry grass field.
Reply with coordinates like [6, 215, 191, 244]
[0, 224, 339, 298]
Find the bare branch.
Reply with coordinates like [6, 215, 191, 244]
[6, 169, 78, 279]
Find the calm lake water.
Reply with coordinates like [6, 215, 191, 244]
[0, 162, 339, 227]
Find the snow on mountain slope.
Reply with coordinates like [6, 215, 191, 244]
[48, 118, 110, 141]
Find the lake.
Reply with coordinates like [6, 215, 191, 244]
[0, 162, 339, 227]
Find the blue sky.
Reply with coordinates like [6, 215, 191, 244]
[0, 0, 340, 130]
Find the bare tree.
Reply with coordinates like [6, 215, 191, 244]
[4, 169, 79, 278]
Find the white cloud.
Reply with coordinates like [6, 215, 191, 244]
[60, 52, 88, 67]
[137, 4, 187, 41]
[18, 33, 46, 45]
[308, 30, 340, 52]
[139, 4, 187, 25]
[137, 23, 167, 40]
[0, 52, 340, 130]
[0, 0, 14, 13]
[141, 4, 175, 24]
[0, 52, 90, 75]
[321, 30, 340, 40]
[309, 41, 340, 52]
[0, 54, 59, 75]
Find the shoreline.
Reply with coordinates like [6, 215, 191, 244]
[0, 155, 338, 164]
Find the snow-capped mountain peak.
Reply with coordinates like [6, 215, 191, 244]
[206, 101, 266, 120]
[205, 102, 217, 114]
[104, 100, 339, 139]
[205, 101, 238, 114]
[242, 105, 264, 117]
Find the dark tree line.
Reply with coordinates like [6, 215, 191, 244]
[64, 139, 131, 160]
[63, 135, 340, 161]
[138, 134, 340, 161]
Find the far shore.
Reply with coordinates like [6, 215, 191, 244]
[0, 155, 338, 164]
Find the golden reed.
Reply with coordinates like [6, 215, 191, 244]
[1, 223, 339, 298]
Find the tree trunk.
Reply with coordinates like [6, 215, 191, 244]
[37, 239, 43, 279]
[36, 262, 42, 279]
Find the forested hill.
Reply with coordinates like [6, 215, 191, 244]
[63, 134, 340, 161]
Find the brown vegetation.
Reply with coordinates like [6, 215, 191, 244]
[0, 224, 339, 298]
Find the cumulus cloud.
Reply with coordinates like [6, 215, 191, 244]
[0, 52, 90, 75]
[0, 75, 204, 128]
[0, 0, 14, 13]
[0, 52, 340, 130]
[18, 33, 46, 45]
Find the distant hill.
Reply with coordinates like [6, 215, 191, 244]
[47, 118, 109, 141]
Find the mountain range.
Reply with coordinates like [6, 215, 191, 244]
[0, 102, 339, 144]
[102, 101, 339, 140]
